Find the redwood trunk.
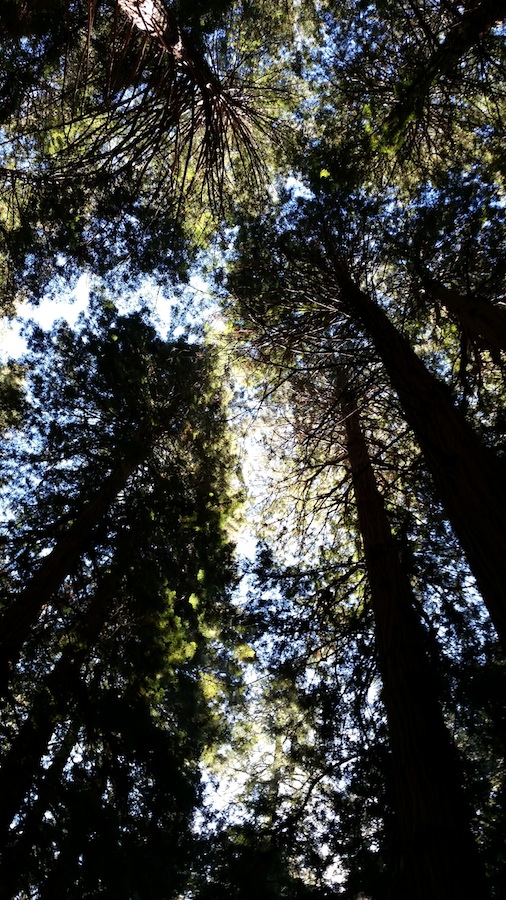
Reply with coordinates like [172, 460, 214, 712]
[334, 264, 506, 646]
[0, 419, 153, 682]
[342, 391, 490, 899]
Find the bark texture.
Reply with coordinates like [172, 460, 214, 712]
[342, 390, 490, 900]
[334, 263, 506, 646]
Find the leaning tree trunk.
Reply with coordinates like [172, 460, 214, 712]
[422, 275, 506, 353]
[0, 418, 154, 687]
[342, 389, 490, 900]
[0, 571, 118, 842]
[0, 720, 80, 899]
[383, 0, 506, 142]
[332, 261, 506, 647]
[36, 756, 111, 900]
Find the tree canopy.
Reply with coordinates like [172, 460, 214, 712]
[0, 1, 505, 898]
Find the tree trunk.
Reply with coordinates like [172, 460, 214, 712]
[422, 276, 506, 352]
[333, 262, 506, 646]
[117, 0, 221, 93]
[342, 389, 490, 900]
[0, 720, 80, 899]
[0, 572, 117, 841]
[384, 0, 506, 141]
[0, 419, 153, 684]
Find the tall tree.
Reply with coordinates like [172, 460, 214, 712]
[0, 308, 219, 679]
[227, 202, 506, 647]
[0, 302, 243, 897]
[2, 0, 506, 895]
[341, 385, 489, 899]
[216, 302, 498, 893]
[0, 0, 282, 285]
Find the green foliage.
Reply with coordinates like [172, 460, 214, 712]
[0, 304, 243, 897]
[1, 0, 506, 897]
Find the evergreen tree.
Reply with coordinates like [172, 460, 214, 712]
[1, 0, 506, 895]
[227, 197, 506, 646]
[341, 387, 488, 898]
[0, 302, 242, 897]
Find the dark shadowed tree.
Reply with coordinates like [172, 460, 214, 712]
[226, 199, 506, 647]
[0, 301, 243, 898]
